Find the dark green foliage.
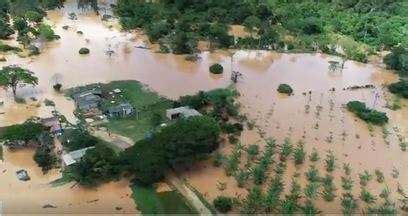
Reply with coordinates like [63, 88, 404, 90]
[341, 193, 358, 215]
[0, 119, 44, 142]
[79, 47, 90, 54]
[121, 138, 168, 185]
[388, 80, 408, 98]
[213, 196, 233, 213]
[265, 175, 284, 212]
[33, 133, 56, 172]
[178, 88, 239, 119]
[123, 116, 220, 185]
[293, 142, 306, 165]
[60, 129, 99, 151]
[114, 0, 407, 56]
[277, 84, 293, 95]
[53, 83, 62, 92]
[347, 101, 388, 125]
[240, 186, 265, 214]
[209, 63, 223, 74]
[246, 144, 259, 160]
[0, 44, 21, 52]
[384, 46, 408, 77]
[0, 19, 14, 39]
[67, 144, 123, 186]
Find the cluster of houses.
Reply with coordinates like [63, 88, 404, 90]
[72, 88, 135, 118]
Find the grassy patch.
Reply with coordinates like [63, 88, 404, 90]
[131, 184, 197, 214]
[97, 80, 173, 142]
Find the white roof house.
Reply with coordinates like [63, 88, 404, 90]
[62, 146, 95, 166]
[166, 106, 202, 120]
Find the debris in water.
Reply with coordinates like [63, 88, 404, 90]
[16, 169, 30, 181]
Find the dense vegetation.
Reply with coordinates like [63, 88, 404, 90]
[388, 80, 408, 99]
[0, 119, 44, 143]
[346, 101, 388, 125]
[121, 116, 220, 185]
[213, 196, 233, 213]
[0, 0, 62, 51]
[67, 144, 123, 186]
[113, 0, 407, 61]
[384, 46, 408, 77]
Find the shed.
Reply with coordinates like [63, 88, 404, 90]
[73, 89, 102, 111]
[106, 103, 134, 118]
[166, 106, 202, 120]
[62, 146, 95, 166]
[16, 169, 30, 181]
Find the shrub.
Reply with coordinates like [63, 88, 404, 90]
[53, 83, 62, 92]
[209, 63, 224, 74]
[213, 196, 233, 213]
[79, 47, 90, 54]
[388, 80, 408, 98]
[384, 46, 408, 77]
[277, 84, 293, 95]
[346, 101, 388, 125]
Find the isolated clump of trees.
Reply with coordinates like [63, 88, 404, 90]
[0, 65, 38, 99]
[346, 101, 388, 125]
[209, 63, 224, 74]
[79, 47, 90, 54]
[388, 80, 408, 99]
[277, 84, 293, 95]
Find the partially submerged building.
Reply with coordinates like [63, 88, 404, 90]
[73, 89, 102, 112]
[166, 106, 202, 120]
[41, 116, 63, 135]
[62, 146, 95, 166]
[106, 102, 135, 118]
[16, 169, 30, 181]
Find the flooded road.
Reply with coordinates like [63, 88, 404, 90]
[0, 0, 407, 214]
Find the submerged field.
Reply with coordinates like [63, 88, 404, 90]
[0, 0, 407, 214]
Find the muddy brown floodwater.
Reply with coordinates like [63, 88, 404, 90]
[0, 0, 407, 214]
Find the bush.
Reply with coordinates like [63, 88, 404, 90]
[79, 47, 90, 54]
[277, 84, 293, 95]
[209, 63, 224, 74]
[53, 83, 62, 92]
[388, 80, 408, 98]
[213, 196, 233, 213]
[347, 101, 388, 125]
[384, 46, 408, 77]
[0, 44, 22, 52]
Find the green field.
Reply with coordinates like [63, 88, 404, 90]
[131, 185, 197, 214]
[68, 80, 173, 142]
[99, 81, 173, 142]
[0, 143, 3, 161]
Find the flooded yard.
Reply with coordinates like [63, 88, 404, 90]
[0, 0, 407, 214]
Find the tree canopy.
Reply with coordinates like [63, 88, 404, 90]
[122, 116, 221, 185]
[0, 65, 38, 97]
[114, 0, 407, 59]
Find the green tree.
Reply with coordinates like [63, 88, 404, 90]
[0, 66, 38, 98]
[68, 144, 123, 186]
[213, 196, 233, 213]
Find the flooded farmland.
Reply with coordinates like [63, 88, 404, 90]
[0, 0, 407, 214]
